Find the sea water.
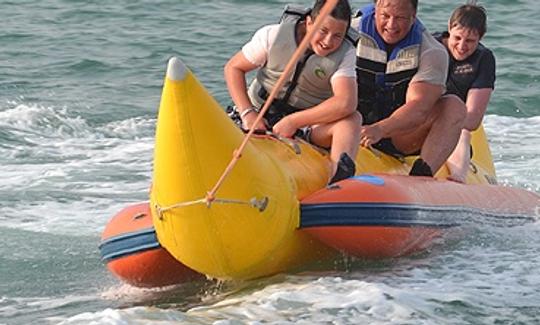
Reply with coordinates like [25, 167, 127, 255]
[1, 1, 539, 324]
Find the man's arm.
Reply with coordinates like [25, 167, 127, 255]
[359, 81, 444, 147]
[377, 81, 445, 137]
[360, 36, 449, 147]
[379, 36, 450, 137]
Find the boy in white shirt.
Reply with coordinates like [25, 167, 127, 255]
[224, 0, 361, 184]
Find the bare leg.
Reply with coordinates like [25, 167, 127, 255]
[419, 95, 466, 172]
[310, 112, 362, 176]
[392, 95, 466, 174]
[446, 129, 471, 183]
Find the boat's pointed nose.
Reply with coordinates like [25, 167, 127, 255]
[166, 57, 188, 81]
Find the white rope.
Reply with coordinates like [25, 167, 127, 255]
[154, 196, 269, 220]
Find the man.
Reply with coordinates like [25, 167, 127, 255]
[354, 0, 466, 176]
[225, 0, 362, 184]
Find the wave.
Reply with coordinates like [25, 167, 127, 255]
[484, 115, 540, 192]
[0, 102, 155, 142]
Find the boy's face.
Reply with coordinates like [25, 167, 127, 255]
[447, 25, 481, 61]
[306, 15, 348, 57]
[375, 0, 416, 45]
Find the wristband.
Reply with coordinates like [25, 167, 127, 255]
[239, 106, 259, 119]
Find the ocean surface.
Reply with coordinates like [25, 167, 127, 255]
[1, 0, 539, 324]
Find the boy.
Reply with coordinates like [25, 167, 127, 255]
[224, 0, 361, 184]
[437, 3, 496, 182]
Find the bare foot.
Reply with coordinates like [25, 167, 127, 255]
[447, 174, 466, 183]
[446, 161, 467, 183]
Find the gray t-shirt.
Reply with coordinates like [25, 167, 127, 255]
[411, 29, 449, 92]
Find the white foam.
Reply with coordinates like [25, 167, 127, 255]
[0, 103, 94, 139]
[58, 307, 196, 325]
[483, 115, 540, 191]
[187, 276, 417, 324]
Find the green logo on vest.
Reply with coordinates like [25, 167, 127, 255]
[314, 67, 327, 79]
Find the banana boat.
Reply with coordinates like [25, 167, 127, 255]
[99, 57, 539, 285]
[144, 57, 538, 281]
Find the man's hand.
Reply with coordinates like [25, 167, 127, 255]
[360, 124, 384, 147]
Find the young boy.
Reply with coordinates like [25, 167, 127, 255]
[224, 0, 361, 184]
[436, 3, 496, 182]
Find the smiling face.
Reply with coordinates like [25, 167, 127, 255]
[306, 15, 348, 57]
[447, 25, 481, 61]
[374, 0, 416, 45]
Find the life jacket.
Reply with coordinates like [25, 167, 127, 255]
[355, 4, 424, 125]
[247, 5, 353, 112]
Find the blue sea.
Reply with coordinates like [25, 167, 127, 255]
[1, 1, 539, 324]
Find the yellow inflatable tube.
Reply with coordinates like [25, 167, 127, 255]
[150, 57, 337, 280]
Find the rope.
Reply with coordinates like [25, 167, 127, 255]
[155, 196, 269, 220]
[206, 0, 340, 203]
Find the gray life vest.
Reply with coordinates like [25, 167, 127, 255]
[247, 6, 353, 111]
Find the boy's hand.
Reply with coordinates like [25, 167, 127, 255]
[272, 116, 298, 138]
[242, 111, 267, 131]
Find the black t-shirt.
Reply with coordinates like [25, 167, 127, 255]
[434, 31, 496, 102]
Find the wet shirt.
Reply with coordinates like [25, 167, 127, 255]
[435, 31, 496, 102]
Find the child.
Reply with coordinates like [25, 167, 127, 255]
[437, 2, 496, 182]
[224, 0, 361, 184]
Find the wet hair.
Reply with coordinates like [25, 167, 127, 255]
[311, 0, 352, 25]
[449, 2, 487, 38]
[373, 0, 418, 11]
